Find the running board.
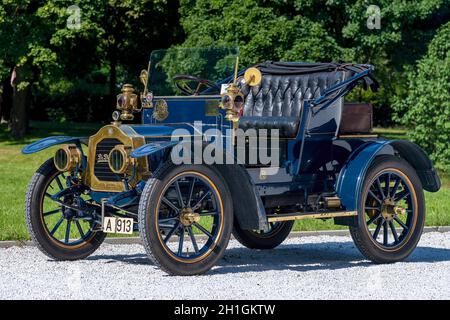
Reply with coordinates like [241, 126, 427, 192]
[267, 211, 358, 222]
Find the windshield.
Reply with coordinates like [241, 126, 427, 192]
[148, 47, 239, 96]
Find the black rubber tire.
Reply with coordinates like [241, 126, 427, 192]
[350, 155, 425, 264]
[232, 220, 294, 249]
[138, 162, 233, 276]
[25, 158, 106, 260]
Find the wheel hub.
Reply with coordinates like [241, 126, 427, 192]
[180, 207, 200, 226]
[381, 198, 405, 221]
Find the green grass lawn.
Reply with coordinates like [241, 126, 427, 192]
[0, 122, 448, 240]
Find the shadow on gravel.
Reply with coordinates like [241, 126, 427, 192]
[86, 253, 152, 265]
[84, 241, 450, 274]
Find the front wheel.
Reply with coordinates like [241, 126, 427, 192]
[25, 159, 106, 260]
[138, 163, 233, 275]
[350, 156, 425, 263]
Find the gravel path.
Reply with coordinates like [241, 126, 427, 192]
[1, 232, 449, 300]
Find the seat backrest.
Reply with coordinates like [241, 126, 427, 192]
[241, 71, 345, 118]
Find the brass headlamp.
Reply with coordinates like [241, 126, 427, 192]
[108, 145, 135, 175]
[54, 144, 82, 172]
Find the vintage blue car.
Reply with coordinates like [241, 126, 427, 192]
[22, 48, 441, 275]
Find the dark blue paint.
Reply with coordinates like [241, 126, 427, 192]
[131, 141, 179, 158]
[22, 136, 84, 154]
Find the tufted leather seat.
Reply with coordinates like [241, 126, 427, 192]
[239, 71, 345, 138]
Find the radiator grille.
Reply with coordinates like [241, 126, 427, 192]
[93, 138, 121, 182]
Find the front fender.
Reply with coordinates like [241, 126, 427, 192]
[336, 139, 441, 213]
[22, 136, 85, 155]
[130, 141, 179, 158]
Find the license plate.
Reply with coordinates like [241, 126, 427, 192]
[103, 217, 134, 234]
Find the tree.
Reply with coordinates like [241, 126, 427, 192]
[0, 0, 55, 138]
[394, 22, 450, 170]
[176, 0, 450, 125]
[0, 0, 183, 134]
[178, 0, 342, 65]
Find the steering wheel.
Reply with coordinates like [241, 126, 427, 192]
[173, 75, 220, 95]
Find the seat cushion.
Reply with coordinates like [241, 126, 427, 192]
[238, 116, 299, 138]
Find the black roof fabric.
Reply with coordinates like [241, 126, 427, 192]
[254, 61, 341, 75]
[253, 61, 378, 91]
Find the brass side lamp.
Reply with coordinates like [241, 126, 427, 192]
[112, 62, 153, 123]
[219, 58, 262, 123]
[115, 84, 139, 121]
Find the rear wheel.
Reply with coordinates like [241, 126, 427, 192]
[350, 156, 425, 263]
[139, 163, 233, 275]
[25, 159, 106, 260]
[233, 220, 294, 249]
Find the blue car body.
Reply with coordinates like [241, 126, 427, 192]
[22, 61, 441, 231]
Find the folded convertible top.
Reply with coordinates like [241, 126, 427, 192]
[253, 61, 379, 91]
[254, 61, 341, 75]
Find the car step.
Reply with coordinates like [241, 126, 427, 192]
[267, 210, 357, 222]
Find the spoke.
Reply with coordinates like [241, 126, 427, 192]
[192, 190, 212, 210]
[394, 190, 410, 203]
[390, 177, 401, 197]
[394, 217, 409, 231]
[43, 209, 61, 217]
[187, 178, 196, 207]
[174, 180, 185, 208]
[383, 221, 388, 246]
[376, 178, 385, 199]
[373, 220, 383, 240]
[50, 217, 64, 236]
[365, 206, 380, 211]
[158, 217, 179, 224]
[389, 221, 399, 244]
[159, 223, 177, 228]
[65, 220, 71, 243]
[161, 197, 180, 213]
[368, 189, 382, 204]
[366, 213, 381, 226]
[199, 211, 218, 216]
[45, 192, 54, 199]
[193, 222, 213, 239]
[187, 226, 199, 254]
[75, 220, 85, 239]
[177, 227, 185, 256]
[384, 173, 391, 198]
[55, 176, 64, 191]
[164, 222, 180, 243]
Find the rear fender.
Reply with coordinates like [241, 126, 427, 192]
[336, 140, 441, 215]
[21, 136, 85, 155]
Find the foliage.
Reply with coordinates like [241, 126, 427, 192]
[177, 0, 449, 125]
[0, 0, 183, 123]
[393, 22, 450, 170]
[0, 0, 448, 137]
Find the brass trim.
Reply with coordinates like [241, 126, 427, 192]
[267, 211, 358, 222]
[153, 99, 169, 121]
[84, 125, 148, 192]
[244, 67, 262, 87]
